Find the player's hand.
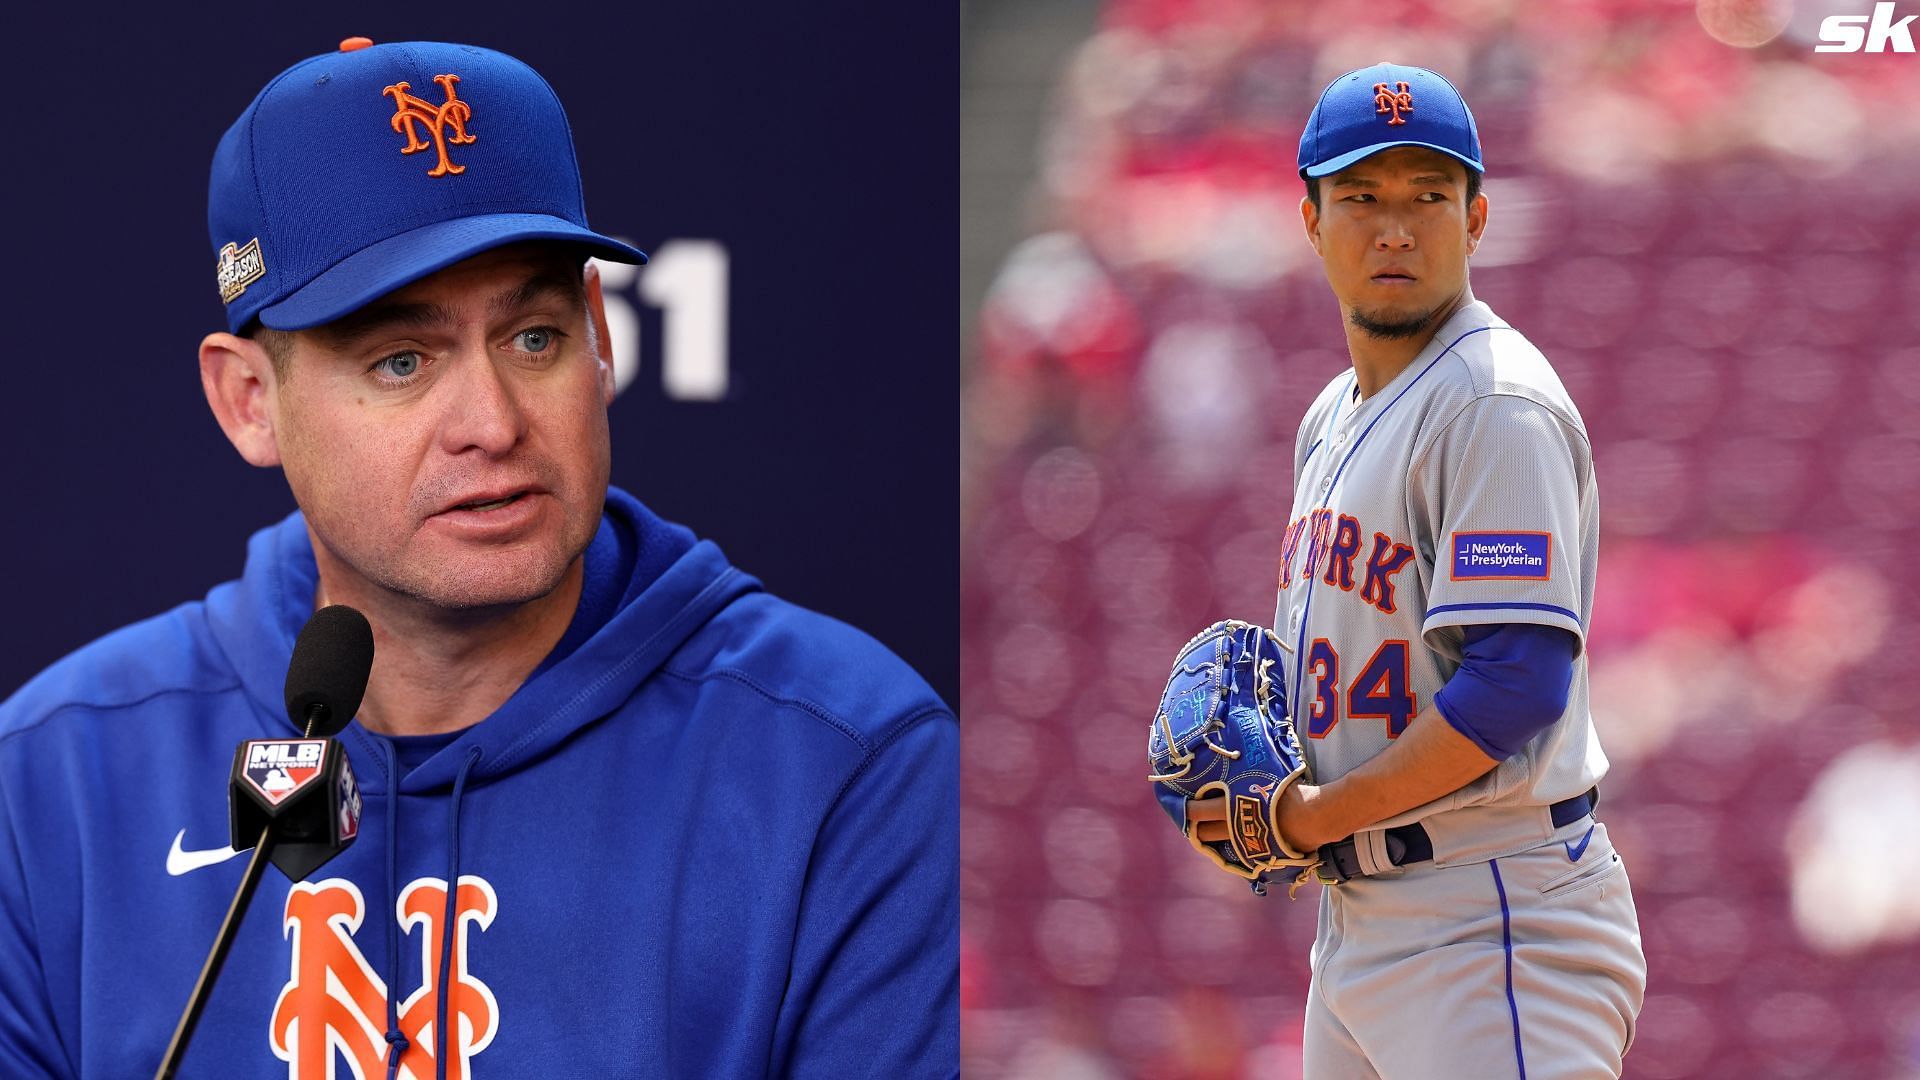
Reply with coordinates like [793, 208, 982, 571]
[1190, 793, 1230, 843]
[1189, 784, 1325, 852]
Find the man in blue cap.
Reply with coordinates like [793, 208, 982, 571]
[1179, 64, 1646, 1076]
[0, 38, 956, 1079]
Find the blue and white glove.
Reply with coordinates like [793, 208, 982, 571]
[1148, 620, 1318, 895]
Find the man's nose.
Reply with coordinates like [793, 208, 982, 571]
[1374, 217, 1416, 251]
[439, 349, 528, 457]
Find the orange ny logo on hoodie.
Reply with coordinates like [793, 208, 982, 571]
[270, 877, 498, 1079]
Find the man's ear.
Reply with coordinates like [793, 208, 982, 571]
[200, 332, 282, 467]
[1466, 189, 1489, 254]
[584, 262, 617, 406]
[1300, 192, 1323, 257]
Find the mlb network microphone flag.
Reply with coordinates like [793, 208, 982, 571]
[229, 738, 362, 881]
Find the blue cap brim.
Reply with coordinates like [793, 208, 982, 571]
[258, 213, 648, 331]
[1302, 140, 1484, 179]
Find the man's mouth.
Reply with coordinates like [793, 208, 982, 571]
[450, 492, 527, 513]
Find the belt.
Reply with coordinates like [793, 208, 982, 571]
[1315, 787, 1598, 884]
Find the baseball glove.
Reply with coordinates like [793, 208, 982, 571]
[1148, 620, 1319, 895]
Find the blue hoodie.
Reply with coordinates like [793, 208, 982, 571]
[0, 487, 957, 1079]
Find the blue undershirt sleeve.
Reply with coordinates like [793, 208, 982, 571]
[1431, 623, 1578, 761]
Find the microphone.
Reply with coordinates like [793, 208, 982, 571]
[156, 605, 375, 1080]
[228, 733, 363, 881]
[284, 603, 374, 737]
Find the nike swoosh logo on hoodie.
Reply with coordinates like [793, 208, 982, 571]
[166, 830, 243, 876]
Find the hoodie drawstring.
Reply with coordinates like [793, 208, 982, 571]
[436, 746, 483, 1080]
[382, 740, 408, 1080]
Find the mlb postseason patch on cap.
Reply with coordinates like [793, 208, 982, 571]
[217, 238, 265, 303]
[1450, 532, 1551, 581]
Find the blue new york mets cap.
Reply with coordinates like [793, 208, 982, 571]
[1298, 63, 1483, 180]
[209, 37, 647, 334]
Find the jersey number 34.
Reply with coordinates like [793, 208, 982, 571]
[1304, 639, 1417, 739]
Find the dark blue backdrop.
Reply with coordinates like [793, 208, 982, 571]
[4, 9, 956, 705]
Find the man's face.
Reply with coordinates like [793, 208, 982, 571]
[268, 244, 613, 612]
[1302, 147, 1487, 339]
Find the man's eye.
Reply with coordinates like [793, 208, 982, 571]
[374, 352, 422, 379]
[1419, 192, 1446, 202]
[1347, 193, 1374, 203]
[516, 328, 555, 352]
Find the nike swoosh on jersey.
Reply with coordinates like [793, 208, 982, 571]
[166, 829, 243, 876]
[1563, 823, 1596, 863]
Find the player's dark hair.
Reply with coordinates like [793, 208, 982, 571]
[1306, 168, 1482, 212]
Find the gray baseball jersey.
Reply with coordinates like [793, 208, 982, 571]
[1271, 299, 1644, 1078]
[1273, 299, 1606, 835]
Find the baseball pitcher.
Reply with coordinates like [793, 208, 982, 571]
[1151, 63, 1646, 1079]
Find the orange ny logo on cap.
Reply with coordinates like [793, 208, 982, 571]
[383, 74, 477, 177]
[1374, 81, 1413, 126]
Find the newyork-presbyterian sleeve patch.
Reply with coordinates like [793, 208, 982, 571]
[1450, 531, 1551, 581]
